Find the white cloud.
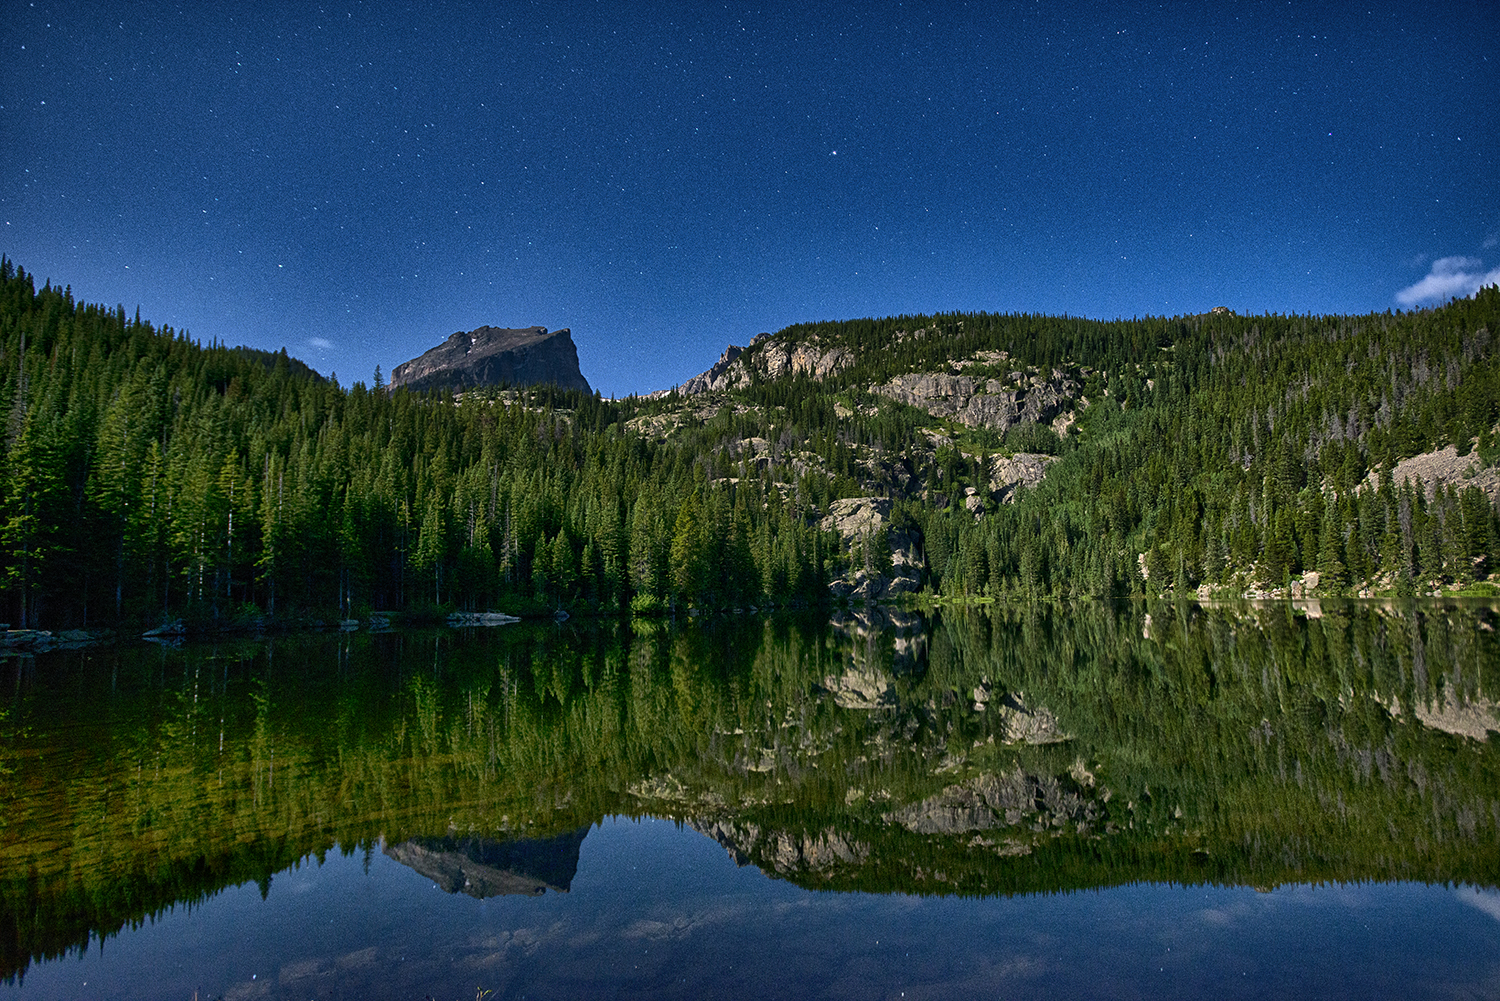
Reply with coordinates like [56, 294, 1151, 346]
[308, 337, 334, 350]
[1395, 256, 1500, 307]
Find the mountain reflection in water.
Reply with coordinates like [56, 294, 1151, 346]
[0, 601, 1496, 996]
[383, 829, 588, 898]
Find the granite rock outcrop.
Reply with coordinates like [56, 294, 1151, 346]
[988, 453, 1060, 503]
[819, 497, 923, 602]
[873, 369, 1076, 433]
[674, 334, 852, 395]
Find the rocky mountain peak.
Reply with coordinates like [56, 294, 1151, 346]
[391, 325, 591, 394]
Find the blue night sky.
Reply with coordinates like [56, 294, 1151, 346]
[3, 1, 1497, 398]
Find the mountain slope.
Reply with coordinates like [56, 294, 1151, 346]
[644, 291, 1500, 600]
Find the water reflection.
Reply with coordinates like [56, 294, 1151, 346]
[0, 600, 1496, 994]
[384, 829, 588, 898]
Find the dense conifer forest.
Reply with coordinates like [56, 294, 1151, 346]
[0, 259, 834, 628]
[1, 256, 1497, 629]
[863, 295, 1500, 601]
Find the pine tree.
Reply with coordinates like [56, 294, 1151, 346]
[669, 494, 703, 604]
[2, 412, 61, 626]
[414, 494, 446, 605]
[1316, 494, 1346, 590]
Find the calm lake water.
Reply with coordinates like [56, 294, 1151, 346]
[1, 602, 1497, 999]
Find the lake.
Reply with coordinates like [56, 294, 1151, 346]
[1, 601, 1497, 999]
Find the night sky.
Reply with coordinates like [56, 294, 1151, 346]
[3, 2, 1497, 398]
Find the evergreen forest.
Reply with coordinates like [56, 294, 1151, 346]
[1, 256, 1497, 630]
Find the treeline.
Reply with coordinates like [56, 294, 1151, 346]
[0, 259, 835, 629]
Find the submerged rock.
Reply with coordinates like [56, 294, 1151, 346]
[447, 611, 521, 626]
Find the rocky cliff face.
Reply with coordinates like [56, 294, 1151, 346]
[674, 334, 853, 394]
[874, 368, 1077, 433]
[645, 336, 1087, 601]
[391, 325, 591, 394]
[819, 497, 923, 601]
[1360, 443, 1500, 507]
[988, 452, 1059, 503]
[677, 344, 746, 395]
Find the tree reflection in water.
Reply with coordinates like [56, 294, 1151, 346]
[0, 600, 1496, 989]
